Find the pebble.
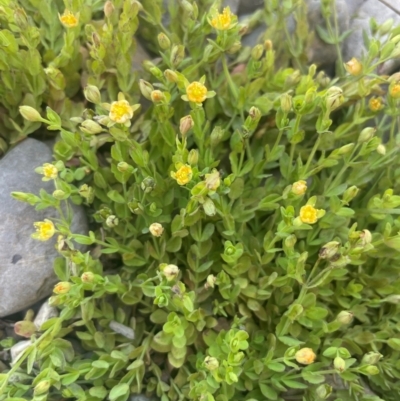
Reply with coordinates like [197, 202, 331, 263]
[0, 138, 87, 318]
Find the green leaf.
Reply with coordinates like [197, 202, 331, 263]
[388, 338, 400, 351]
[259, 383, 278, 400]
[266, 362, 285, 372]
[107, 190, 126, 203]
[109, 383, 129, 401]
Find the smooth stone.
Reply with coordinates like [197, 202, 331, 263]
[0, 138, 87, 317]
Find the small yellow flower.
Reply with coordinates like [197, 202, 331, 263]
[171, 164, 193, 186]
[186, 81, 208, 103]
[295, 348, 316, 365]
[291, 180, 307, 196]
[59, 10, 79, 28]
[344, 57, 362, 76]
[32, 219, 55, 241]
[149, 223, 164, 237]
[210, 7, 233, 30]
[53, 281, 72, 295]
[389, 83, 400, 99]
[109, 100, 134, 124]
[299, 205, 318, 224]
[42, 163, 58, 180]
[369, 97, 383, 112]
[205, 169, 221, 191]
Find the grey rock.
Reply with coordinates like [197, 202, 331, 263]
[223, 0, 240, 14]
[10, 340, 31, 363]
[0, 138, 87, 318]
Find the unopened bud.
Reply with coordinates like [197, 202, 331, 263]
[336, 311, 354, 325]
[344, 57, 363, 76]
[227, 40, 241, 54]
[117, 161, 133, 173]
[264, 39, 273, 51]
[150, 90, 165, 103]
[384, 294, 400, 304]
[284, 234, 297, 248]
[315, 384, 332, 399]
[285, 70, 301, 86]
[319, 241, 340, 260]
[280, 93, 292, 113]
[343, 185, 359, 203]
[34, 380, 51, 395]
[334, 356, 346, 372]
[379, 18, 394, 35]
[389, 82, 400, 99]
[141, 177, 156, 193]
[19, 106, 43, 122]
[170, 44, 185, 67]
[164, 69, 178, 83]
[84, 85, 101, 104]
[106, 215, 119, 227]
[359, 229, 372, 246]
[325, 86, 344, 111]
[205, 169, 220, 191]
[52, 189, 66, 200]
[295, 348, 316, 365]
[53, 281, 72, 294]
[362, 352, 382, 365]
[337, 143, 355, 155]
[205, 274, 216, 289]
[139, 79, 154, 100]
[104, 1, 114, 17]
[157, 33, 171, 49]
[180, 115, 194, 136]
[249, 106, 261, 121]
[80, 119, 103, 134]
[377, 144, 386, 155]
[162, 264, 179, 281]
[78, 184, 94, 202]
[186, 149, 198, 166]
[291, 180, 307, 196]
[369, 97, 383, 112]
[358, 127, 376, 143]
[251, 44, 264, 61]
[204, 356, 219, 371]
[81, 272, 95, 283]
[149, 223, 164, 237]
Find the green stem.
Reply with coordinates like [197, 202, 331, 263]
[304, 135, 321, 175]
[221, 56, 238, 100]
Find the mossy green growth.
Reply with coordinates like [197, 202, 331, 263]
[2, 0, 400, 401]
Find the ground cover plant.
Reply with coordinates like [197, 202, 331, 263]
[2, 0, 400, 400]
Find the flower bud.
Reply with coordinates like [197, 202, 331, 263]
[34, 380, 51, 395]
[141, 177, 156, 193]
[149, 223, 164, 237]
[180, 115, 194, 136]
[336, 311, 354, 325]
[385, 294, 400, 304]
[157, 32, 171, 49]
[162, 264, 179, 281]
[315, 384, 332, 399]
[389, 82, 400, 99]
[325, 86, 344, 111]
[78, 184, 94, 203]
[117, 161, 133, 173]
[205, 169, 220, 191]
[379, 18, 393, 35]
[227, 40, 241, 54]
[139, 79, 154, 100]
[295, 348, 316, 365]
[210, 126, 224, 147]
[81, 272, 95, 283]
[52, 189, 66, 200]
[316, 71, 330, 87]
[264, 39, 273, 51]
[106, 215, 119, 227]
[280, 93, 292, 113]
[369, 97, 383, 112]
[53, 282, 72, 294]
[204, 356, 219, 371]
[249, 106, 261, 121]
[164, 69, 178, 83]
[337, 143, 355, 155]
[84, 85, 101, 104]
[359, 229, 372, 246]
[285, 70, 301, 87]
[19, 106, 43, 122]
[104, 1, 114, 17]
[80, 119, 103, 134]
[343, 185, 359, 203]
[334, 356, 346, 372]
[151, 90, 165, 103]
[291, 180, 307, 195]
[251, 44, 264, 61]
[170, 44, 185, 67]
[319, 241, 340, 259]
[344, 57, 363, 76]
[284, 234, 297, 248]
[377, 144, 386, 155]
[362, 352, 382, 365]
[358, 127, 376, 143]
[205, 274, 216, 289]
[188, 149, 199, 166]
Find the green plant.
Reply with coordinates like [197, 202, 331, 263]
[3, 1, 400, 401]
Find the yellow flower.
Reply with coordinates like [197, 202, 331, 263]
[299, 205, 318, 224]
[291, 180, 307, 196]
[59, 10, 79, 28]
[109, 99, 134, 124]
[53, 282, 72, 295]
[295, 348, 316, 365]
[32, 219, 55, 241]
[42, 163, 58, 180]
[149, 223, 164, 237]
[344, 57, 362, 76]
[186, 82, 208, 103]
[205, 169, 221, 191]
[390, 83, 400, 99]
[210, 7, 233, 30]
[369, 97, 383, 112]
[171, 164, 193, 185]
